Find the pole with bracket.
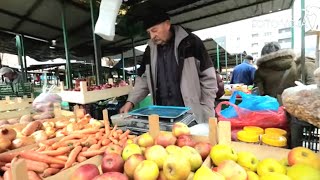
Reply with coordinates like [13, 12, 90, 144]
[61, 0, 72, 89]
[291, 1, 295, 49]
[300, 0, 306, 84]
[121, 51, 125, 80]
[90, 0, 103, 85]
[216, 44, 220, 71]
[131, 38, 137, 77]
[21, 35, 27, 81]
[15, 35, 26, 82]
[225, 49, 228, 81]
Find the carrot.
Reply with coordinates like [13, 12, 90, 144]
[81, 147, 89, 152]
[76, 155, 87, 163]
[20, 151, 66, 165]
[95, 131, 103, 140]
[41, 139, 57, 146]
[0, 152, 20, 162]
[27, 171, 42, 180]
[79, 150, 104, 158]
[99, 128, 105, 133]
[1, 166, 9, 171]
[59, 134, 84, 142]
[89, 144, 101, 150]
[128, 135, 136, 139]
[23, 159, 49, 173]
[35, 146, 46, 152]
[119, 130, 131, 140]
[109, 137, 118, 145]
[112, 131, 119, 139]
[100, 146, 108, 151]
[71, 128, 99, 134]
[119, 137, 127, 147]
[108, 125, 118, 138]
[22, 121, 43, 136]
[116, 129, 123, 134]
[101, 139, 111, 146]
[55, 155, 68, 161]
[64, 146, 82, 169]
[81, 137, 97, 147]
[41, 168, 60, 178]
[40, 146, 72, 156]
[50, 163, 64, 169]
[0, 161, 6, 167]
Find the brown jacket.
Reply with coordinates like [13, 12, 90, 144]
[295, 56, 316, 85]
[254, 49, 297, 98]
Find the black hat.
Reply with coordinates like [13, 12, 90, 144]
[142, 9, 170, 30]
[261, 42, 281, 56]
[244, 55, 253, 60]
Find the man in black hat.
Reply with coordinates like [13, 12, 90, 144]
[230, 55, 256, 85]
[120, 10, 218, 123]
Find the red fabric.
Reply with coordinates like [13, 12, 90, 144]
[216, 101, 288, 129]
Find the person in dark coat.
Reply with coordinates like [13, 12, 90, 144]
[295, 55, 316, 85]
[254, 42, 297, 101]
[230, 55, 256, 85]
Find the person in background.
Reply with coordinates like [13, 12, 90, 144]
[0, 67, 22, 84]
[295, 55, 316, 85]
[230, 55, 256, 85]
[254, 42, 297, 102]
[120, 9, 218, 123]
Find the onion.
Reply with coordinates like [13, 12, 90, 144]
[11, 138, 23, 149]
[0, 137, 12, 152]
[0, 128, 17, 141]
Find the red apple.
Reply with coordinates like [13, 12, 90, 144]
[71, 164, 100, 180]
[194, 142, 212, 160]
[101, 153, 124, 173]
[124, 154, 145, 179]
[176, 135, 196, 147]
[288, 147, 320, 169]
[212, 167, 218, 172]
[104, 144, 123, 156]
[155, 132, 177, 147]
[172, 122, 190, 137]
[93, 172, 128, 180]
[217, 160, 247, 180]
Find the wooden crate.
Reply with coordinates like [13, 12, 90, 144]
[59, 81, 133, 104]
[0, 95, 34, 119]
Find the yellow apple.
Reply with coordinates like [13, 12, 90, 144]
[134, 160, 159, 180]
[157, 171, 167, 180]
[172, 122, 190, 137]
[166, 145, 182, 155]
[137, 132, 154, 147]
[145, 145, 168, 169]
[237, 151, 259, 172]
[122, 143, 142, 161]
[163, 154, 191, 180]
[217, 160, 247, 180]
[260, 172, 291, 180]
[124, 154, 145, 179]
[287, 164, 320, 180]
[194, 165, 225, 180]
[278, 158, 289, 167]
[288, 147, 320, 170]
[181, 146, 203, 172]
[210, 144, 238, 166]
[247, 171, 259, 180]
[257, 158, 286, 176]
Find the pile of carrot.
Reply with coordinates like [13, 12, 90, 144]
[0, 125, 136, 179]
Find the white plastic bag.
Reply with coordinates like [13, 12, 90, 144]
[33, 85, 62, 113]
[94, 0, 122, 41]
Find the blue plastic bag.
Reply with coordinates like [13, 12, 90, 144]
[221, 91, 279, 118]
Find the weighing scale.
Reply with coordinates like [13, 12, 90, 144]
[111, 106, 197, 135]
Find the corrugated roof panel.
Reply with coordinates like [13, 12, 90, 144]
[16, 21, 60, 40]
[0, 13, 20, 30]
[0, 0, 37, 16]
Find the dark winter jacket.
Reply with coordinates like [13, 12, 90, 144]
[295, 56, 316, 85]
[254, 49, 297, 98]
[127, 25, 218, 123]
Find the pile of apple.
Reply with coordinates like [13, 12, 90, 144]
[201, 144, 320, 180]
[70, 122, 212, 180]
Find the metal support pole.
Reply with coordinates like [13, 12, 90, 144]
[235, 54, 238, 65]
[131, 38, 137, 76]
[21, 35, 28, 82]
[121, 51, 125, 80]
[15, 35, 26, 82]
[240, 53, 243, 63]
[90, 0, 103, 85]
[291, 2, 295, 49]
[216, 44, 220, 71]
[61, 0, 72, 89]
[316, 34, 320, 68]
[225, 50, 228, 79]
[300, 0, 306, 84]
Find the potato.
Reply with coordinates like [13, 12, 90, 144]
[7, 118, 19, 125]
[0, 120, 9, 127]
[32, 112, 54, 120]
[20, 115, 33, 124]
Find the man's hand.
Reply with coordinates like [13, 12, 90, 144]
[119, 102, 134, 113]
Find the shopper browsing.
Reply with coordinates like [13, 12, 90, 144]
[0, 67, 23, 84]
[120, 9, 218, 123]
[230, 55, 256, 85]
